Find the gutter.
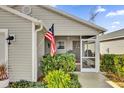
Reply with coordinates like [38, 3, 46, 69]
[100, 35, 124, 42]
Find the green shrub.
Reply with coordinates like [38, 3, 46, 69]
[59, 53, 76, 72]
[41, 53, 76, 75]
[100, 54, 116, 73]
[69, 73, 81, 88]
[44, 70, 71, 88]
[101, 54, 124, 78]
[31, 82, 47, 88]
[9, 80, 47, 88]
[40, 53, 80, 88]
[114, 55, 124, 77]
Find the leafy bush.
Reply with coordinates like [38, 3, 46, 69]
[40, 53, 81, 88]
[41, 53, 76, 75]
[101, 54, 124, 78]
[114, 55, 124, 77]
[69, 73, 81, 88]
[31, 82, 47, 88]
[44, 70, 71, 88]
[44, 70, 81, 88]
[9, 80, 47, 88]
[100, 54, 116, 72]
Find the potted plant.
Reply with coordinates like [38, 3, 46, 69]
[0, 64, 9, 88]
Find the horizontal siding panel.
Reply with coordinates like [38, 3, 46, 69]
[0, 25, 31, 28]
[8, 68, 32, 71]
[8, 66, 32, 69]
[100, 39, 124, 54]
[9, 74, 32, 77]
[0, 8, 32, 81]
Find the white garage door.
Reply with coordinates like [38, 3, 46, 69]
[0, 29, 8, 65]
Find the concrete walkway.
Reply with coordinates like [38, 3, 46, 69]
[75, 72, 113, 88]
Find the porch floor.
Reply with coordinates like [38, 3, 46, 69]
[75, 72, 113, 88]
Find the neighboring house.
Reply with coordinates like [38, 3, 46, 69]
[100, 29, 124, 54]
[0, 5, 106, 82]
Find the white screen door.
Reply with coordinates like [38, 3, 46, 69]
[80, 39, 97, 72]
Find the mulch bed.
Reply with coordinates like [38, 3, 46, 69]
[105, 73, 124, 88]
[37, 75, 45, 82]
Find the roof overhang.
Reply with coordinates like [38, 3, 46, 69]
[100, 28, 124, 42]
[40, 5, 107, 33]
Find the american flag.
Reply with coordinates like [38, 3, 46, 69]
[45, 24, 56, 56]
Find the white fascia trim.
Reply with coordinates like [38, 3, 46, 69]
[0, 29, 8, 72]
[32, 22, 37, 82]
[101, 35, 124, 41]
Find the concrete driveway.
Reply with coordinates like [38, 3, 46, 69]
[75, 72, 113, 88]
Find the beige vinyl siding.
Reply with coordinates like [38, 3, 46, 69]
[100, 39, 124, 54]
[0, 8, 32, 81]
[13, 6, 99, 36]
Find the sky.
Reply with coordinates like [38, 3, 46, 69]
[52, 5, 124, 33]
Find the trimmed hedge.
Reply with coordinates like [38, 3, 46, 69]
[100, 54, 124, 77]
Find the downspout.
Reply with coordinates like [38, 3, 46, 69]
[36, 24, 43, 32]
[33, 20, 46, 81]
[36, 20, 47, 32]
[32, 21, 44, 82]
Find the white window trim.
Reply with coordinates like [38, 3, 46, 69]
[32, 22, 37, 82]
[56, 40, 66, 50]
[0, 29, 8, 72]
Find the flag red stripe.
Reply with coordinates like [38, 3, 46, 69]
[45, 31, 56, 56]
[45, 35, 51, 41]
[45, 32, 53, 40]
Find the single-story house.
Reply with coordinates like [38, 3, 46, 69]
[100, 28, 124, 54]
[0, 5, 106, 82]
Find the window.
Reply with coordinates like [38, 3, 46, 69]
[57, 41, 65, 49]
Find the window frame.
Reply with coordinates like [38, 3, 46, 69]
[56, 40, 66, 50]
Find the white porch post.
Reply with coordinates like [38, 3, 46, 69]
[95, 35, 100, 72]
[32, 22, 37, 82]
[80, 36, 82, 72]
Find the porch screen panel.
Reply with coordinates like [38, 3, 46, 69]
[82, 40, 95, 68]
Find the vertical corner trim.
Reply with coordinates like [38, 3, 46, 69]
[32, 22, 37, 82]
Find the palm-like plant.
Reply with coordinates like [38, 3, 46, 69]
[0, 64, 8, 80]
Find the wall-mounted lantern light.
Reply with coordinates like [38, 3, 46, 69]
[6, 34, 15, 45]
